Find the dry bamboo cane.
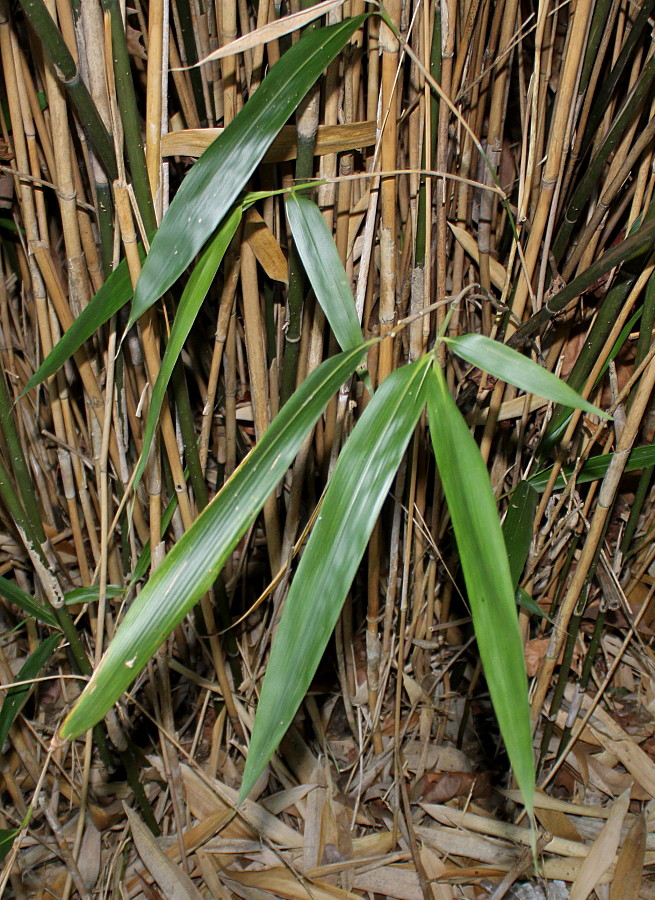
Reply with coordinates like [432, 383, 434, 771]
[197, 0, 241, 479]
[574, 46, 648, 277]
[377, 0, 400, 384]
[43, 0, 92, 316]
[145, 0, 166, 218]
[473, 0, 521, 424]
[240, 241, 282, 574]
[480, 0, 593, 466]
[559, 0, 620, 205]
[505, 0, 594, 326]
[534, 257, 655, 543]
[433, 0, 454, 359]
[115, 182, 243, 737]
[199, 246, 241, 473]
[531, 335, 655, 724]
[563, 115, 655, 279]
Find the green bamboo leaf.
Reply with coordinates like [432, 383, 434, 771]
[131, 205, 243, 495]
[64, 586, 124, 606]
[503, 481, 538, 590]
[241, 356, 432, 801]
[0, 829, 18, 864]
[128, 16, 368, 328]
[286, 193, 363, 351]
[517, 587, 553, 623]
[445, 334, 609, 419]
[22, 247, 145, 395]
[58, 342, 370, 741]
[426, 363, 534, 818]
[528, 444, 655, 492]
[0, 633, 60, 750]
[0, 575, 58, 627]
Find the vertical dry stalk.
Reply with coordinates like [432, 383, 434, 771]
[377, 0, 400, 384]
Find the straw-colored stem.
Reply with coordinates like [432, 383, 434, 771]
[145, 0, 165, 216]
[240, 240, 281, 573]
[531, 344, 655, 723]
[377, 0, 400, 384]
[101, 0, 156, 232]
[15, 0, 117, 181]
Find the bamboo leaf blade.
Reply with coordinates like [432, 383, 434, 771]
[503, 481, 538, 590]
[64, 586, 124, 606]
[23, 248, 145, 395]
[445, 334, 609, 418]
[0, 633, 60, 750]
[57, 343, 370, 741]
[0, 830, 18, 865]
[241, 355, 432, 801]
[527, 444, 655, 492]
[517, 587, 553, 622]
[131, 206, 243, 495]
[0, 576, 58, 627]
[285, 193, 363, 351]
[426, 365, 535, 818]
[129, 16, 368, 328]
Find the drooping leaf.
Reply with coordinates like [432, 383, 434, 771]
[0, 575, 58, 627]
[22, 246, 146, 395]
[241, 355, 432, 800]
[128, 16, 368, 329]
[517, 587, 553, 622]
[286, 193, 363, 351]
[0, 829, 18, 864]
[58, 343, 370, 740]
[64, 586, 124, 606]
[426, 363, 535, 818]
[0, 633, 60, 750]
[445, 334, 609, 419]
[503, 480, 538, 590]
[527, 443, 655, 492]
[131, 205, 243, 495]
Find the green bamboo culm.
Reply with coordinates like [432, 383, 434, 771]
[509, 213, 655, 350]
[553, 54, 655, 262]
[620, 271, 655, 553]
[99, 0, 157, 234]
[577, 0, 655, 160]
[173, 0, 206, 124]
[542, 199, 655, 453]
[16, 0, 118, 182]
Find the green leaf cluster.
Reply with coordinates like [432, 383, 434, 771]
[18, 14, 613, 831]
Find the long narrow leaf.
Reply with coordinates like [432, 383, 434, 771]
[64, 586, 124, 606]
[131, 206, 243, 494]
[445, 334, 609, 419]
[286, 193, 363, 351]
[426, 364, 534, 818]
[503, 480, 538, 590]
[0, 633, 60, 749]
[23, 246, 146, 395]
[0, 575, 58, 627]
[128, 16, 367, 328]
[527, 444, 655, 492]
[241, 356, 432, 800]
[0, 829, 18, 865]
[58, 343, 370, 740]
